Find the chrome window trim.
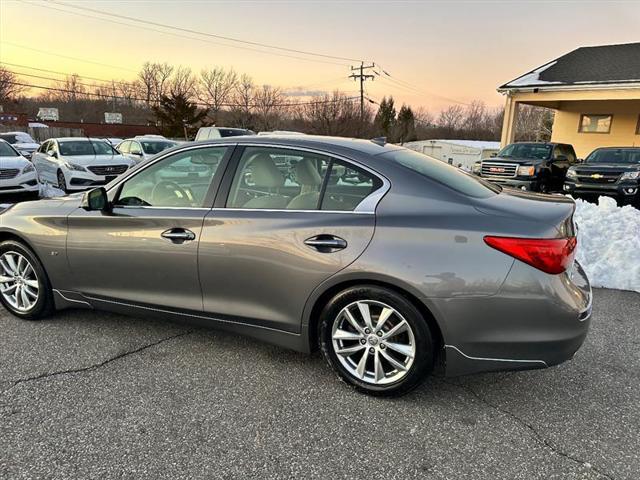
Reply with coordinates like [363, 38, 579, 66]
[211, 208, 374, 215]
[105, 141, 390, 214]
[113, 205, 213, 211]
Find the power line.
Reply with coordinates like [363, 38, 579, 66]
[1, 62, 133, 87]
[19, 0, 349, 67]
[7, 81, 360, 108]
[44, 0, 364, 64]
[348, 63, 376, 131]
[1, 41, 137, 73]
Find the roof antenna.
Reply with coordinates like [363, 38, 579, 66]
[370, 137, 386, 146]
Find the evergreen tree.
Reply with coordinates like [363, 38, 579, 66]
[374, 96, 397, 140]
[152, 93, 207, 139]
[396, 104, 417, 144]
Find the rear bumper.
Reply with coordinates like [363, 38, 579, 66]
[440, 260, 592, 376]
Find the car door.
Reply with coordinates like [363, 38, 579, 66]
[550, 145, 571, 189]
[198, 145, 383, 333]
[65, 144, 234, 312]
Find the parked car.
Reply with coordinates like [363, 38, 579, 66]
[31, 137, 135, 192]
[0, 136, 591, 396]
[116, 137, 178, 164]
[0, 132, 40, 159]
[564, 147, 640, 205]
[194, 126, 255, 141]
[478, 142, 577, 192]
[0, 139, 39, 196]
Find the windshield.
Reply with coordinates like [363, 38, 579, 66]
[0, 134, 19, 144]
[141, 141, 176, 155]
[497, 143, 552, 160]
[585, 148, 640, 164]
[379, 148, 501, 198]
[0, 142, 19, 156]
[58, 140, 118, 156]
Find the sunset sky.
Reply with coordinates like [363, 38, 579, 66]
[1, 0, 639, 113]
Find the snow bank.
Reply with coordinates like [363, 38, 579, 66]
[39, 183, 65, 198]
[573, 196, 640, 292]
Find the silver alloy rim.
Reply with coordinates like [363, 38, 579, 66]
[331, 300, 416, 385]
[0, 252, 40, 312]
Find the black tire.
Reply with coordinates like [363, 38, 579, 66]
[0, 240, 55, 320]
[319, 285, 434, 397]
[57, 170, 67, 193]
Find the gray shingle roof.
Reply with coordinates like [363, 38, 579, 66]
[500, 42, 640, 89]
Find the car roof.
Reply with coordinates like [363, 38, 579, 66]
[193, 134, 403, 157]
[589, 146, 640, 150]
[54, 137, 113, 142]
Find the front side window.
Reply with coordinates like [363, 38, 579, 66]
[58, 140, 117, 156]
[579, 114, 612, 133]
[118, 141, 130, 154]
[129, 142, 142, 155]
[0, 141, 19, 156]
[115, 146, 229, 208]
[380, 148, 500, 198]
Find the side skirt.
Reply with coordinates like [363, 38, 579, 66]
[52, 289, 310, 353]
[444, 344, 548, 376]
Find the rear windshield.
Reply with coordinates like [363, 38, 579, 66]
[379, 148, 501, 198]
[585, 148, 640, 164]
[497, 143, 552, 160]
[58, 140, 118, 156]
[219, 128, 254, 137]
[0, 142, 19, 156]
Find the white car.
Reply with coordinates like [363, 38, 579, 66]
[0, 132, 41, 160]
[32, 138, 135, 192]
[0, 139, 39, 195]
[116, 137, 177, 164]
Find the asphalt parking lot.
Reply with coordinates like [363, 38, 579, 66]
[1, 288, 638, 480]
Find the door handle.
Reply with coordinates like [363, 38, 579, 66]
[304, 235, 347, 253]
[161, 228, 196, 243]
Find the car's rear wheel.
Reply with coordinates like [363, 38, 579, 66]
[0, 241, 54, 320]
[319, 285, 434, 396]
[57, 170, 67, 193]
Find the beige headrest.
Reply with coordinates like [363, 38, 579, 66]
[249, 153, 284, 188]
[295, 159, 323, 186]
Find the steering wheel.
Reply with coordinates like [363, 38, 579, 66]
[151, 181, 191, 206]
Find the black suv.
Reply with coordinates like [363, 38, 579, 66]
[477, 142, 577, 192]
[564, 147, 640, 206]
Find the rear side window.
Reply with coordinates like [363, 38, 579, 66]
[322, 161, 381, 211]
[380, 148, 500, 198]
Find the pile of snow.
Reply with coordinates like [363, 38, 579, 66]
[573, 196, 640, 292]
[39, 183, 65, 198]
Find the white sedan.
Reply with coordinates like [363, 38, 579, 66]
[116, 137, 177, 164]
[0, 139, 40, 196]
[32, 138, 136, 192]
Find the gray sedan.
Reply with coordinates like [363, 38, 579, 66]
[0, 135, 592, 396]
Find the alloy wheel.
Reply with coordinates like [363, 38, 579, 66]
[57, 171, 66, 191]
[0, 251, 40, 312]
[331, 300, 416, 385]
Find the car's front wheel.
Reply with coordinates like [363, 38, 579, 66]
[0, 240, 55, 320]
[57, 170, 67, 193]
[319, 285, 434, 396]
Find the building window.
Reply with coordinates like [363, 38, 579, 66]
[636, 115, 640, 134]
[579, 114, 612, 133]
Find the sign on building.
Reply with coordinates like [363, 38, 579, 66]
[37, 107, 59, 121]
[104, 112, 123, 124]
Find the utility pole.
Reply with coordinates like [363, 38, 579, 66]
[349, 62, 375, 135]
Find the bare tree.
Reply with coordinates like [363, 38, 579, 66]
[200, 67, 238, 123]
[170, 66, 197, 100]
[0, 66, 25, 104]
[437, 104, 465, 135]
[515, 105, 554, 141]
[54, 74, 86, 103]
[303, 91, 362, 137]
[229, 74, 256, 129]
[253, 85, 286, 131]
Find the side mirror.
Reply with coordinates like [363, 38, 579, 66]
[47, 149, 57, 158]
[577, 158, 584, 163]
[554, 155, 568, 162]
[132, 151, 143, 156]
[82, 187, 110, 211]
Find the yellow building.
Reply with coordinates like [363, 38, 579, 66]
[498, 42, 640, 158]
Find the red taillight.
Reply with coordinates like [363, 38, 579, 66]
[484, 236, 577, 274]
